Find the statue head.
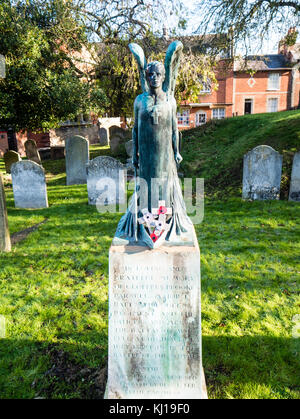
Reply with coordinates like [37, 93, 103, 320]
[146, 61, 165, 89]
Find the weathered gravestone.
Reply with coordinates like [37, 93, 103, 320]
[242, 145, 283, 200]
[0, 174, 11, 252]
[65, 135, 89, 185]
[289, 151, 300, 202]
[125, 140, 133, 158]
[105, 41, 207, 399]
[99, 127, 109, 146]
[25, 139, 41, 164]
[11, 161, 48, 208]
[4, 150, 21, 174]
[87, 156, 125, 206]
[109, 126, 131, 156]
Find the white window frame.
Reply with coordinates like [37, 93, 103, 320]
[268, 72, 280, 90]
[212, 108, 226, 120]
[177, 109, 190, 127]
[199, 77, 212, 94]
[195, 111, 207, 126]
[267, 97, 279, 113]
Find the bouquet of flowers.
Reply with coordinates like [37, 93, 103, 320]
[138, 200, 172, 243]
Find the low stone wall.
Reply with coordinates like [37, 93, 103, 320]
[49, 123, 100, 146]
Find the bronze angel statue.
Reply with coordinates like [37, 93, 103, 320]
[114, 41, 194, 248]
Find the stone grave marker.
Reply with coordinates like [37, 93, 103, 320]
[87, 156, 125, 205]
[289, 151, 300, 201]
[99, 127, 109, 146]
[11, 161, 48, 208]
[25, 139, 41, 164]
[4, 150, 21, 174]
[0, 174, 11, 252]
[242, 145, 283, 200]
[125, 140, 133, 158]
[109, 126, 131, 155]
[65, 135, 89, 185]
[124, 140, 134, 174]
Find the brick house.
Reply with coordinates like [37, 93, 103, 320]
[177, 28, 300, 130]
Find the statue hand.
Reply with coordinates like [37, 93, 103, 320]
[175, 152, 183, 165]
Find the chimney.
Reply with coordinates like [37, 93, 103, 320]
[163, 24, 169, 40]
[278, 27, 298, 56]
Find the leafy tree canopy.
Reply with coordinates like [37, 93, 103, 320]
[194, 0, 300, 54]
[70, 0, 221, 117]
[0, 0, 107, 132]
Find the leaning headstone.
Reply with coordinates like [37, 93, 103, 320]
[4, 150, 21, 174]
[289, 151, 300, 201]
[99, 127, 109, 146]
[242, 145, 283, 200]
[11, 161, 48, 208]
[0, 174, 11, 252]
[87, 156, 125, 205]
[25, 139, 41, 164]
[65, 135, 89, 185]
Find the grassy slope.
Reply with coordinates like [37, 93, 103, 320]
[0, 134, 299, 398]
[181, 110, 300, 197]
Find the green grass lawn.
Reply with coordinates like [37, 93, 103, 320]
[0, 141, 299, 399]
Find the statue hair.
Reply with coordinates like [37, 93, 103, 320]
[146, 61, 165, 77]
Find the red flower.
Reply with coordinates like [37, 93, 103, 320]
[158, 205, 167, 215]
[150, 232, 158, 242]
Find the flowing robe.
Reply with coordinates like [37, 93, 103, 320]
[115, 92, 192, 246]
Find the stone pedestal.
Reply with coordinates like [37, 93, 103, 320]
[106, 236, 207, 399]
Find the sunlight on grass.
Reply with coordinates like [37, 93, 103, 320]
[0, 136, 299, 399]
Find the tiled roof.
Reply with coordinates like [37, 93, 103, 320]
[234, 54, 292, 71]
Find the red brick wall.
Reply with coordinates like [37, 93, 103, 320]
[292, 68, 300, 109]
[0, 131, 8, 157]
[16, 131, 27, 157]
[233, 70, 291, 115]
[28, 131, 50, 149]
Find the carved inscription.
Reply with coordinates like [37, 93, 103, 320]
[107, 248, 202, 399]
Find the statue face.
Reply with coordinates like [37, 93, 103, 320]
[147, 63, 165, 88]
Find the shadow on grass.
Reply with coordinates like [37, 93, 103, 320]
[0, 335, 299, 399]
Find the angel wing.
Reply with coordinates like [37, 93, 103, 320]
[163, 40, 183, 96]
[128, 43, 149, 93]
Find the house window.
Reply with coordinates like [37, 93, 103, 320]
[199, 77, 211, 94]
[212, 108, 225, 119]
[195, 112, 207, 126]
[267, 98, 279, 113]
[177, 109, 190, 126]
[268, 73, 280, 90]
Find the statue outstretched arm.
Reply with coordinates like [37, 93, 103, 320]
[172, 99, 182, 165]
